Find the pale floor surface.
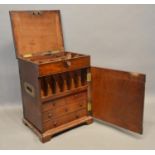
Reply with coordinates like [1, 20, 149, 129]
[0, 98, 155, 150]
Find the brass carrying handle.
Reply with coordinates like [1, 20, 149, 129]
[24, 82, 35, 97]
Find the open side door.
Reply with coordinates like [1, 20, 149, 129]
[91, 67, 146, 134]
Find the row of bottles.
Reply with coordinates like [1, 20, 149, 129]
[39, 69, 88, 97]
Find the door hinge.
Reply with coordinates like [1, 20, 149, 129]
[87, 73, 91, 82]
[87, 102, 92, 112]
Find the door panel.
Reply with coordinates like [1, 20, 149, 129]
[91, 67, 145, 134]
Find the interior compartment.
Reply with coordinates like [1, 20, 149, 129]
[24, 51, 85, 64]
[39, 68, 88, 98]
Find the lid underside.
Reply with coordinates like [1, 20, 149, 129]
[10, 10, 64, 57]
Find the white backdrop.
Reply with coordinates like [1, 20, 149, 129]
[0, 4, 154, 105]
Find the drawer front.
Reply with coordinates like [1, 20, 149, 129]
[42, 92, 88, 122]
[43, 109, 87, 131]
[43, 99, 87, 122]
[39, 56, 90, 76]
[42, 91, 87, 112]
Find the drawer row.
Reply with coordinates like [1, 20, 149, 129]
[42, 91, 88, 131]
[43, 97, 87, 122]
[42, 91, 87, 112]
[43, 109, 88, 131]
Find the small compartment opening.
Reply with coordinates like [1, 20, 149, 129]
[39, 68, 88, 98]
[81, 68, 87, 86]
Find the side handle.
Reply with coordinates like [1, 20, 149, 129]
[24, 82, 35, 97]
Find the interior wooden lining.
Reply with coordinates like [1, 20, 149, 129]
[10, 10, 64, 57]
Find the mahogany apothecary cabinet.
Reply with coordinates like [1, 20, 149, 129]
[9, 10, 146, 143]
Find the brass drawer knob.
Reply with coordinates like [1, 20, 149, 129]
[54, 122, 57, 127]
[76, 115, 79, 119]
[48, 113, 52, 118]
[64, 60, 71, 67]
[65, 108, 68, 112]
[79, 104, 83, 107]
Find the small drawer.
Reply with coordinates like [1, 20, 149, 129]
[43, 109, 87, 131]
[43, 97, 87, 122]
[42, 91, 87, 112]
[70, 91, 87, 100]
[42, 99, 65, 112]
[39, 56, 90, 76]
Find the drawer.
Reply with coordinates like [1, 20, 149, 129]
[43, 99, 65, 112]
[39, 56, 90, 76]
[43, 98, 87, 122]
[42, 91, 87, 112]
[43, 109, 87, 131]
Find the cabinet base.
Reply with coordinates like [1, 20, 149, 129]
[23, 116, 93, 143]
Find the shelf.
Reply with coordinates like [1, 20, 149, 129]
[41, 85, 88, 103]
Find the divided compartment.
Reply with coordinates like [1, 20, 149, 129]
[39, 68, 88, 98]
[27, 52, 84, 64]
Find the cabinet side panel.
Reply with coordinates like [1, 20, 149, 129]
[91, 67, 145, 134]
[18, 59, 43, 131]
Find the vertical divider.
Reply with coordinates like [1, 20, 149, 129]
[45, 76, 52, 96]
[40, 77, 48, 96]
[62, 73, 68, 91]
[53, 74, 61, 93]
[39, 78, 44, 97]
[69, 71, 75, 89]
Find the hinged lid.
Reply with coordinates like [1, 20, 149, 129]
[10, 10, 64, 58]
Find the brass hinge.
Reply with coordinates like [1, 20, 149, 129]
[23, 53, 32, 58]
[87, 73, 91, 82]
[87, 102, 92, 112]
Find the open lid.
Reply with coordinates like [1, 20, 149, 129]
[10, 10, 64, 58]
[91, 67, 145, 134]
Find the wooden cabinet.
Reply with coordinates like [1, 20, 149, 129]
[10, 10, 146, 143]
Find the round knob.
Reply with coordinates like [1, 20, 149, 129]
[48, 113, 52, 118]
[74, 94, 79, 97]
[54, 122, 57, 127]
[76, 115, 79, 119]
[79, 104, 83, 107]
[64, 61, 71, 67]
[65, 108, 68, 112]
